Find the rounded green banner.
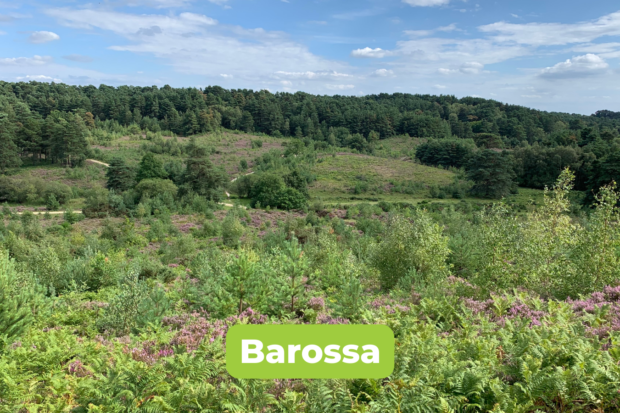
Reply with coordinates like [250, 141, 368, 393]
[226, 324, 394, 379]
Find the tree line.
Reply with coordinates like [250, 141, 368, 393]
[0, 80, 618, 200]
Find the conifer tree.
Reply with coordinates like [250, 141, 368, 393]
[136, 152, 167, 182]
[106, 157, 135, 192]
[181, 144, 229, 200]
[467, 149, 517, 199]
[0, 112, 21, 173]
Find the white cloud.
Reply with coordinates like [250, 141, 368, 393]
[404, 24, 458, 38]
[434, 84, 447, 89]
[439, 61, 485, 75]
[46, 7, 348, 88]
[116, 0, 194, 7]
[207, 0, 230, 4]
[402, 0, 450, 7]
[62, 54, 93, 63]
[220, 74, 233, 78]
[351, 47, 392, 58]
[136, 26, 162, 36]
[539, 54, 609, 80]
[404, 30, 433, 37]
[325, 84, 355, 90]
[479, 11, 620, 46]
[280, 80, 292, 86]
[16, 74, 62, 82]
[332, 8, 382, 20]
[274, 70, 351, 79]
[0, 55, 53, 66]
[372, 69, 394, 77]
[28, 31, 60, 44]
[0, 31, 5, 35]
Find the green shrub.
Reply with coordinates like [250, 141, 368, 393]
[46, 194, 60, 211]
[0, 250, 43, 349]
[135, 178, 178, 201]
[222, 214, 244, 248]
[96, 272, 147, 336]
[372, 212, 450, 291]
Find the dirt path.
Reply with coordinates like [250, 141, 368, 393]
[15, 210, 83, 215]
[76, 160, 251, 210]
[86, 159, 110, 167]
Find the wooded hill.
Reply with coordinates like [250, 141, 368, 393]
[0, 81, 619, 201]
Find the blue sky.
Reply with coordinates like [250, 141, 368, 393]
[1, 0, 620, 114]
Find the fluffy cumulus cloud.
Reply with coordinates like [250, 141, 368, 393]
[274, 70, 351, 80]
[351, 47, 392, 58]
[539, 54, 609, 80]
[26, 4, 620, 113]
[371, 69, 394, 77]
[117, 0, 195, 8]
[16, 74, 62, 82]
[479, 11, 620, 46]
[45, 7, 346, 89]
[439, 61, 485, 75]
[0, 55, 53, 66]
[402, 0, 451, 6]
[325, 84, 355, 90]
[28, 31, 60, 44]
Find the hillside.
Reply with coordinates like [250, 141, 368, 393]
[1, 82, 620, 411]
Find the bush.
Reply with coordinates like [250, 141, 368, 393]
[0, 250, 43, 349]
[96, 272, 147, 336]
[134, 178, 178, 201]
[83, 188, 111, 218]
[222, 214, 244, 248]
[64, 210, 84, 225]
[46, 194, 60, 211]
[372, 213, 450, 291]
[0, 176, 72, 205]
[250, 173, 307, 210]
[42, 182, 73, 205]
[275, 187, 307, 210]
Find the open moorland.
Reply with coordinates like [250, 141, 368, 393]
[1, 82, 620, 411]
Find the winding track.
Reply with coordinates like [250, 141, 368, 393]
[13, 160, 250, 214]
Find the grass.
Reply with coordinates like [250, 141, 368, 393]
[4, 130, 555, 212]
[372, 135, 426, 159]
[92, 130, 290, 175]
[310, 153, 455, 202]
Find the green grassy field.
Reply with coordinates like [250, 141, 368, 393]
[2, 130, 557, 213]
[310, 153, 455, 201]
[91, 131, 290, 175]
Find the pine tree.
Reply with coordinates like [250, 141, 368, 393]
[183, 111, 199, 135]
[64, 114, 89, 167]
[136, 152, 167, 182]
[0, 112, 21, 173]
[106, 157, 135, 192]
[467, 150, 517, 199]
[181, 146, 229, 201]
[240, 111, 254, 133]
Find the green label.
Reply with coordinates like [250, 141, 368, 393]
[226, 325, 394, 379]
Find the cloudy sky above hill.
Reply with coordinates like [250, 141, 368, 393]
[1, 0, 620, 114]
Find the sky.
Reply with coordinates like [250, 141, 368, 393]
[1, 0, 620, 115]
